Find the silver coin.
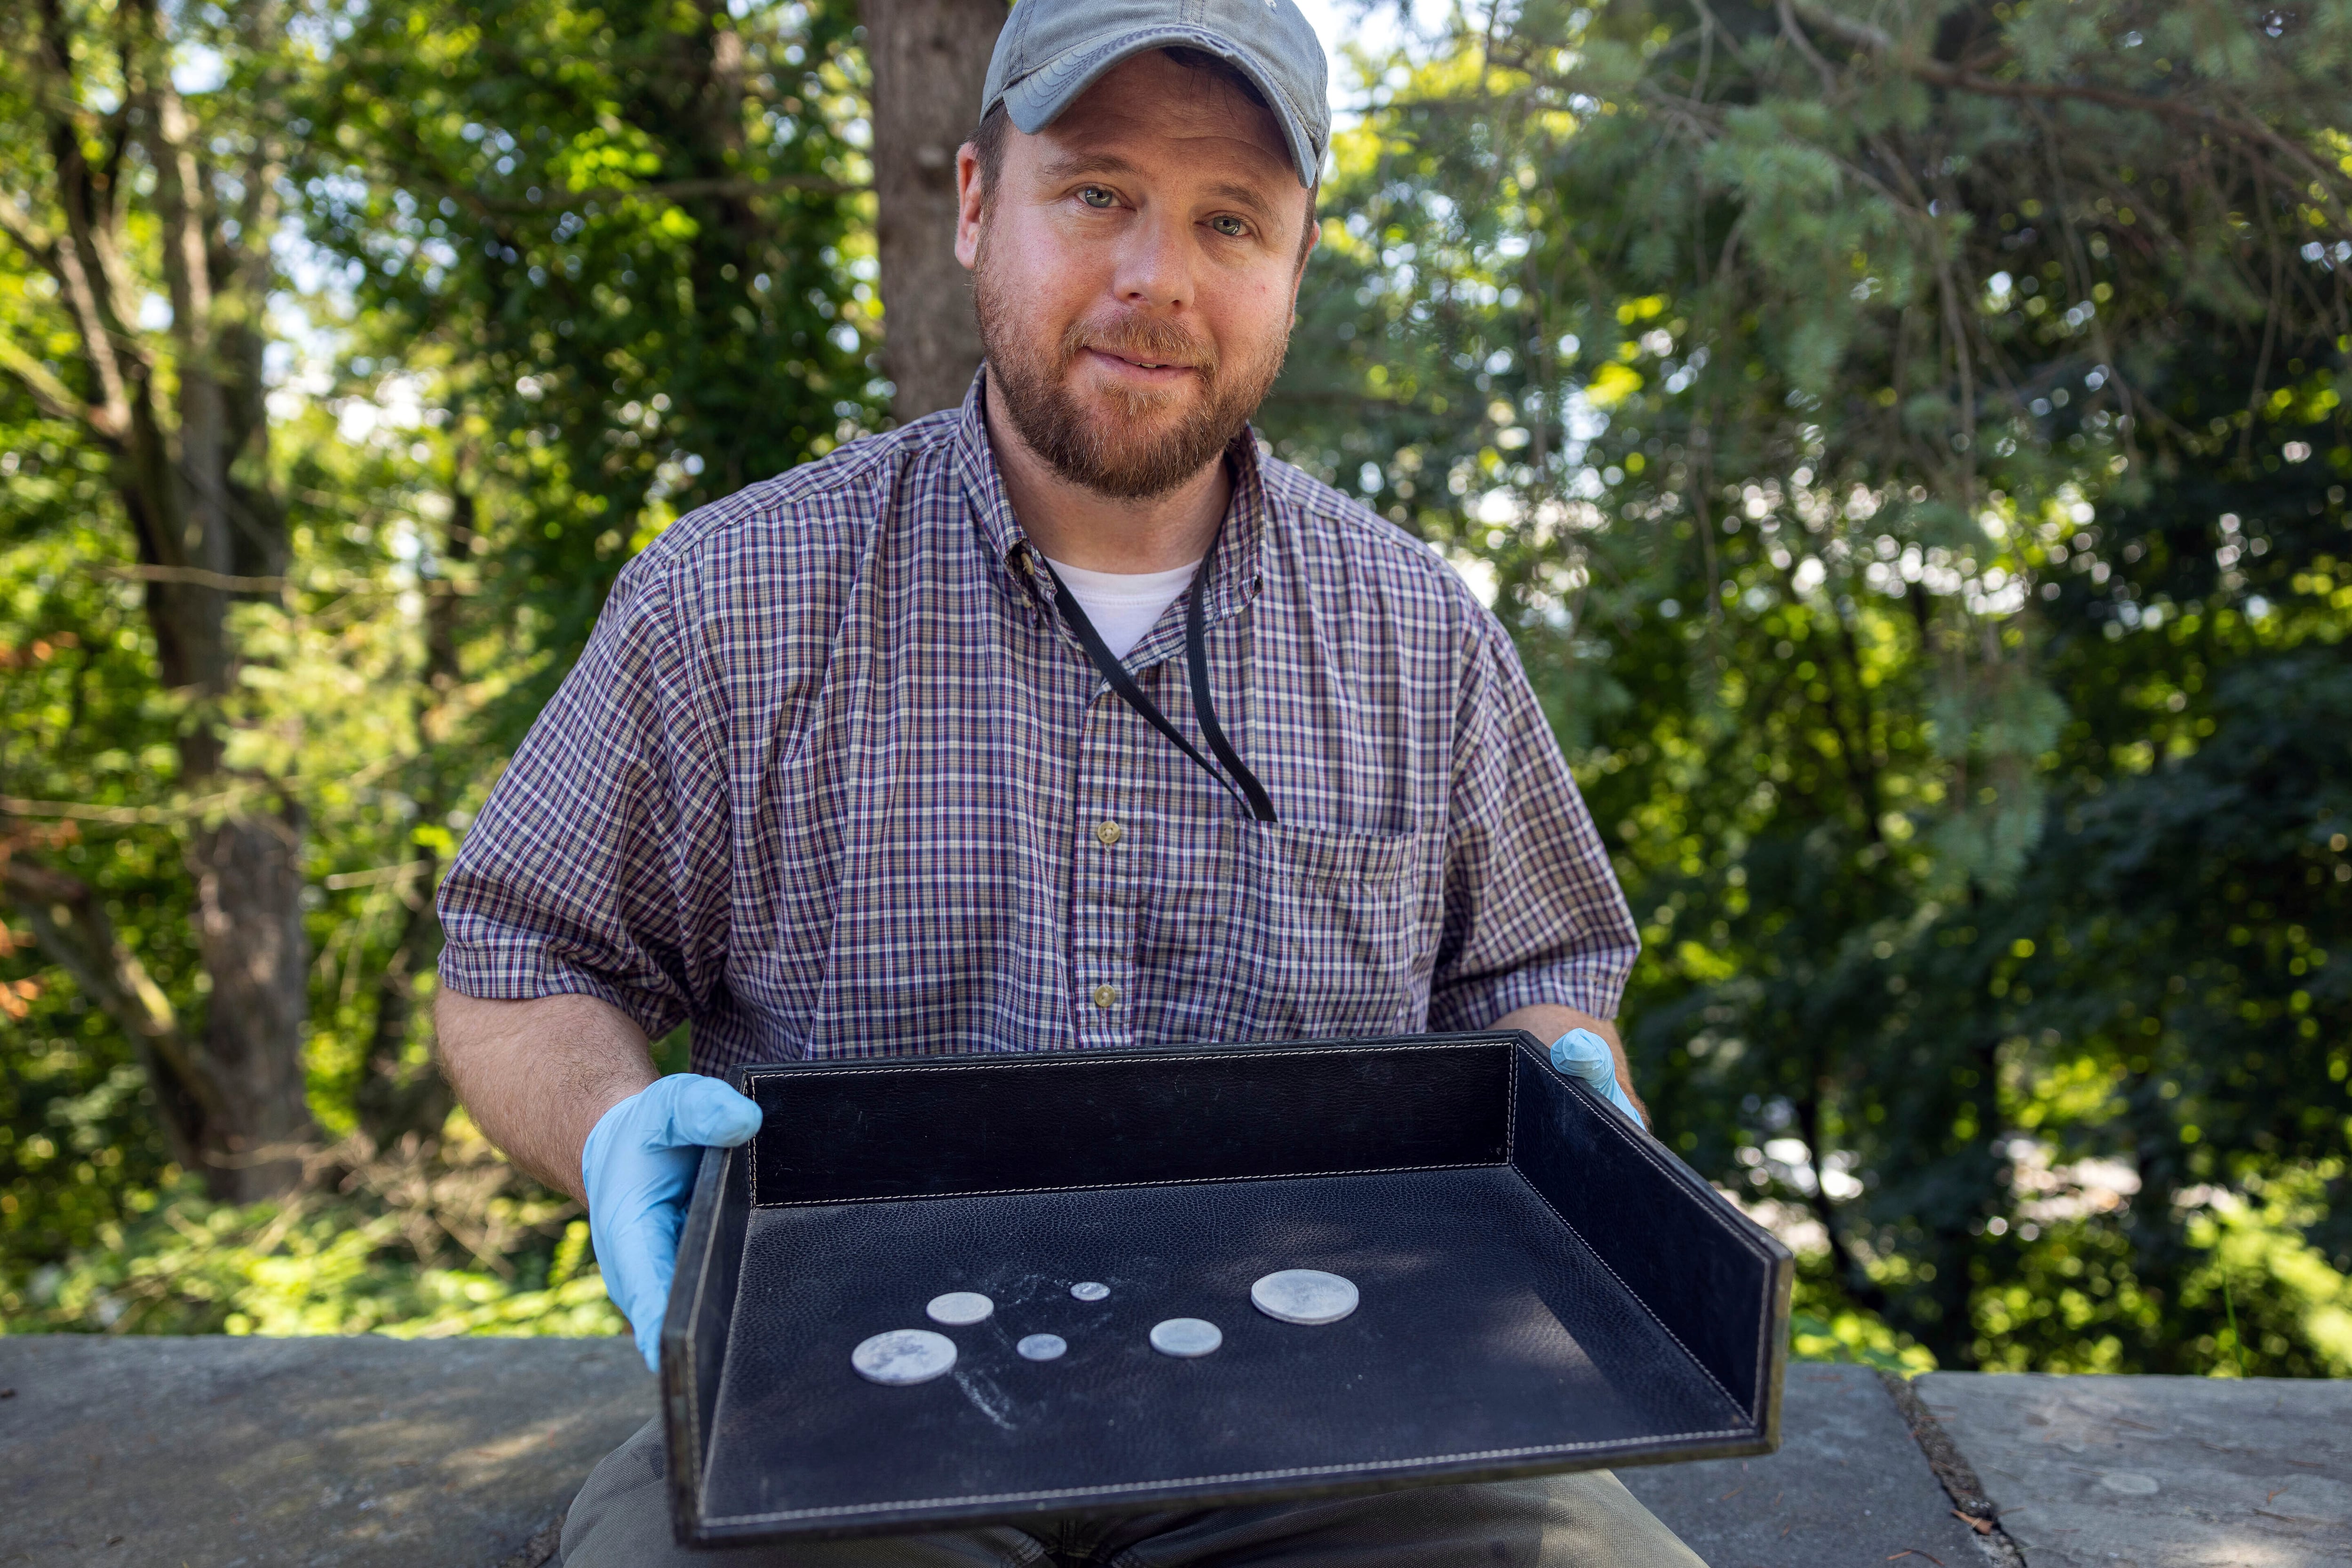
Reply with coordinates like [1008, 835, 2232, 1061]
[926, 1291, 994, 1326]
[1016, 1333, 1068, 1361]
[852, 1329, 957, 1385]
[1149, 1317, 1223, 1357]
[1250, 1269, 1359, 1326]
[1070, 1281, 1110, 1302]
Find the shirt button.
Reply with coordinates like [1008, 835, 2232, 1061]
[1092, 984, 1119, 1010]
[1095, 820, 1123, 847]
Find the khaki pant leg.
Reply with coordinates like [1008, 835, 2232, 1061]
[558, 1417, 1050, 1568]
[1098, 1473, 1707, 1568]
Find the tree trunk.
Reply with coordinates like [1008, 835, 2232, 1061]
[354, 484, 478, 1146]
[861, 0, 1004, 422]
[189, 812, 314, 1195]
[0, 0, 316, 1200]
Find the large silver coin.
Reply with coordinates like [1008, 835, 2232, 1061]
[1070, 1281, 1110, 1302]
[926, 1291, 994, 1326]
[852, 1329, 957, 1385]
[1149, 1317, 1223, 1357]
[1017, 1333, 1068, 1361]
[1250, 1269, 1359, 1326]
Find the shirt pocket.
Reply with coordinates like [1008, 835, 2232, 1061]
[1229, 820, 1431, 1041]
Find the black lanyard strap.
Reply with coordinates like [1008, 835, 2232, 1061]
[1040, 555, 1279, 824]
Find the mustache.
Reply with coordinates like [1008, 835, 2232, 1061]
[1061, 312, 1219, 378]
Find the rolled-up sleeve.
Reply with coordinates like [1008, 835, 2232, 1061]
[436, 557, 730, 1041]
[1426, 617, 1638, 1030]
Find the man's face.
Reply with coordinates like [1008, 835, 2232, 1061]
[957, 50, 1317, 500]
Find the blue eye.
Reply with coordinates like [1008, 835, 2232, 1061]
[1078, 186, 1117, 208]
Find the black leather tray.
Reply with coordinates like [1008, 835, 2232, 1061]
[660, 1032, 1791, 1545]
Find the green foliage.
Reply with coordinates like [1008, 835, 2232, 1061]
[1263, 0, 2352, 1372]
[6, 1121, 618, 1339]
[1788, 1298, 1937, 1375]
[3, 0, 872, 1339]
[0, 367, 191, 1266]
[5, 0, 2349, 1378]
[299, 0, 885, 709]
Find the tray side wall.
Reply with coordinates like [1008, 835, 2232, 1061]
[744, 1037, 1513, 1205]
[1508, 1049, 1793, 1432]
[688, 1431, 1784, 1546]
[661, 1142, 748, 1542]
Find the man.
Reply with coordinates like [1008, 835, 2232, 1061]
[435, 0, 1691, 1562]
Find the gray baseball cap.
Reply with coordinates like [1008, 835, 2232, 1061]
[979, 0, 1330, 188]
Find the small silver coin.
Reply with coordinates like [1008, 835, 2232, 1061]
[1250, 1269, 1359, 1326]
[852, 1329, 957, 1385]
[926, 1291, 994, 1326]
[1070, 1281, 1110, 1302]
[1149, 1317, 1223, 1357]
[1017, 1333, 1068, 1361]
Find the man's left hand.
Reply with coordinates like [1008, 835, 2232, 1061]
[1494, 1003, 1647, 1127]
[1548, 1027, 1647, 1127]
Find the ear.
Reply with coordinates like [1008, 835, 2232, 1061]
[954, 143, 986, 271]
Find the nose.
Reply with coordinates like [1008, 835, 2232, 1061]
[1109, 204, 1192, 313]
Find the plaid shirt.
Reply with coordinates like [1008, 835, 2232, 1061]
[437, 376, 1637, 1073]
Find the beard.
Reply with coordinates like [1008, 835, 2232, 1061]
[972, 239, 1291, 501]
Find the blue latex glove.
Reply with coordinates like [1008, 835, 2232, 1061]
[1549, 1028, 1646, 1128]
[583, 1073, 765, 1370]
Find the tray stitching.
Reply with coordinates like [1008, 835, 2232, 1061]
[747, 1039, 1505, 1083]
[1528, 1060, 1784, 1413]
[1506, 1165, 1748, 1417]
[1504, 1038, 1519, 1162]
[699, 1427, 1756, 1524]
[753, 1159, 1503, 1207]
[749, 1040, 1514, 1209]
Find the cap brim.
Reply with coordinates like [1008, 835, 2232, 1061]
[998, 23, 1321, 188]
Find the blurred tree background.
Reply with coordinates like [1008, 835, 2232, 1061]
[1, 0, 2346, 1377]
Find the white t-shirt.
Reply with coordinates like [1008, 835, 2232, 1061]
[1042, 556, 1202, 660]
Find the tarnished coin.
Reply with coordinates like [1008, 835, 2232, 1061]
[1017, 1333, 1068, 1361]
[852, 1329, 956, 1385]
[1070, 1281, 1110, 1302]
[926, 1291, 994, 1326]
[1149, 1317, 1223, 1357]
[1250, 1269, 1359, 1326]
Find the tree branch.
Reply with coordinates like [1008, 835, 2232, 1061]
[88, 561, 476, 596]
[0, 852, 231, 1147]
[0, 333, 109, 430]
[0, 193, 57, 264]
[31, 0, 139, 436]
[364, 131, 866, 224]
[1792, 2, 2352, 232]
[1775, 0, 1841, 97]
[1790, 1, 1890, 54]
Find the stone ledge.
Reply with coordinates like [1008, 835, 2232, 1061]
[1616, 1363, 1994, 1566]
[0, 1335, 648, 1568]
[1917, 1371, 2352, 1568]
[2, 1336, 2346, 1566]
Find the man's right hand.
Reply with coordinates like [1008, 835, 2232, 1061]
[582, 1074, 765, 1370]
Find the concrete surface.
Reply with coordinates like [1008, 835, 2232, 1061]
[0, 1334, 650, 1568]
[1623, 1364, 1994, 1567]
[1919, 1371, 2352, 1568]
[6, 1335, 2348, 1568]
[0, 1336, 1981, 1568]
